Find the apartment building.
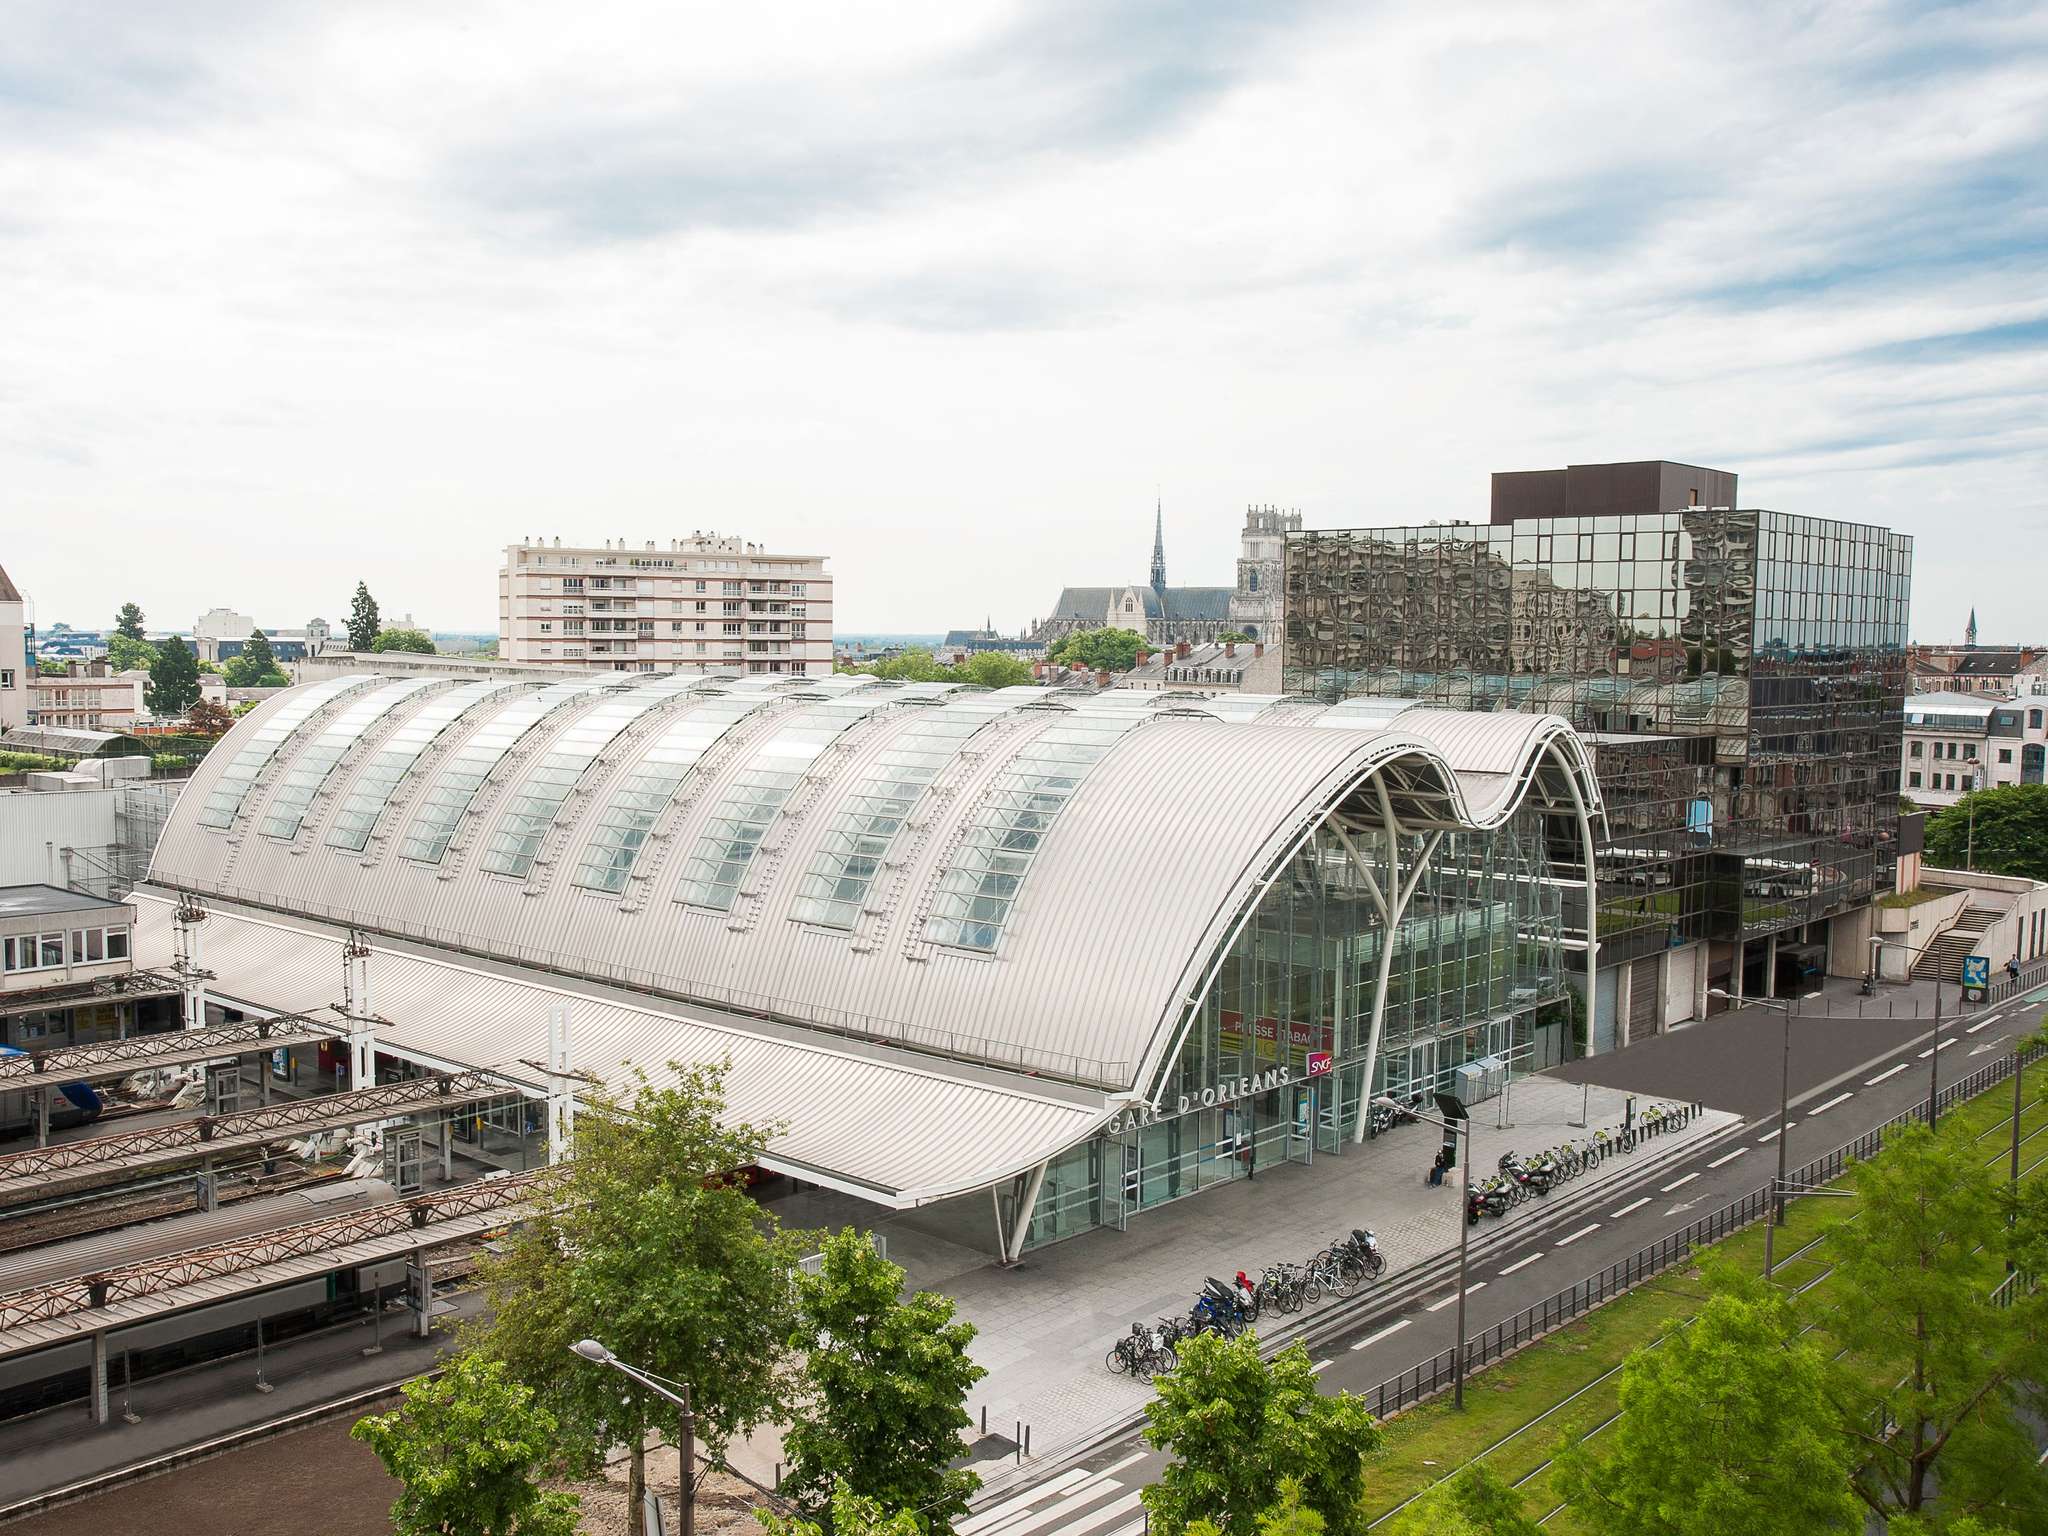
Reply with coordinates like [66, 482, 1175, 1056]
[499, 534, 833, 675]
[1903, 692, 2048, 807]
[29, 658, 148, 730]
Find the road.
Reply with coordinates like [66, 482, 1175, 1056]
[958, 988, 2048, 1536]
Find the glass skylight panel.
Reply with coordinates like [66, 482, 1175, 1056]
[573, 695, 774, 894]
[196, 675, 375, 830]
[325, 680, 526, 852]
[258, 679, 437, 841]
[477, 675, 703, 880]
[921, 710, 1147, 952]
[790, 698, 1009, 929]
[673, 694, 901, 913]
[399, 677, 623, 866]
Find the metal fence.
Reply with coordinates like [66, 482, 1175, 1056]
[1361, 1034, 2047, 1421]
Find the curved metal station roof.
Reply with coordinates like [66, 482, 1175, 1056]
[142, 672, 1598, 1205]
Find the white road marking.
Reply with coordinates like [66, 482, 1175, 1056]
[960, 1470, 1094, 1534]
[990, 1480, 1134, 1536]
[1498, 1251, 1545, 1275]
[1661, 1172, 1700, 1192]
[1939, 1036, 1958, 1050]
[1757, 1122, 1796, 1142]
[1098, 1450, 1146, 1480]
[1809, 1091, 1855, 1115]
[1707, 1146, 1749, 1168]
[1425, 1281, 1487, 1312]
[1866, 1063, 1908, 1085]
[1609, 1197, 1650, 1217]
[1351, 1318, 1411, 1350]
[1311, 1357, 1335, 1374]
[1052, 1488, 1145, 1536]
[1967, 1017, 1996, 1034]
[1556, 1222, 1601, 1246]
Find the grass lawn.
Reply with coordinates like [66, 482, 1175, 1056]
[1359, 1040, 2048, 1527]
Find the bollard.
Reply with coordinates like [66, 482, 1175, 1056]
[774, 1462, 782, 1492]
[1024, 1423, 1031, 1458]
[1015, 1421, 1022, 1463]
[981, 1404, 987, 1435]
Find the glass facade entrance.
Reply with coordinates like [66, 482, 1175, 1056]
[1022, 798, 1565, 1250]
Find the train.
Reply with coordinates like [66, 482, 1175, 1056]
[0, 1043, 105, 1141]
[0, 1176, 401, 1421]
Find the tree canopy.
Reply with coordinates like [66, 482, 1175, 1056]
[1046, 627, 1147, 673]
[352, 1353, 581, 1536]
[113, 602, 147, 641]
[185, 698, 235, 736]
[348, 581, 381, 652]
[1925, 785, 2048, 881]
[1554, 1277, 1861, 1536]
[1385, 1467, 1538, 1536]
[106, 633, 158, 672]
[223, 630, 289, 688]
[372, 626, 437, 655]
[1217, 631, 1254, 645]
[838, 648, 1033, 689]
[759, 1480, 929, 1536]
[474, 1060, 805, 1536]
[782, 1228, 985, 1530]
[1814, 1121, 2041, 1523]
[1142, 1331, 1380, 1536]
[146, 639, 201, 717]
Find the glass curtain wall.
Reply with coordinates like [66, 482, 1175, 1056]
[1021, 798, 1564, 1249]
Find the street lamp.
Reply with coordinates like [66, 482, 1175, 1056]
[1707, 988, 1820, 1277]
[1376, 1094, 1472, 1409]
[1869, 936, 1945, 1129]
[571, 1340, 696, 1536]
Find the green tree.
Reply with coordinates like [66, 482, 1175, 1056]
[113, 602, 147, 642]
[36, 657, 65, 676]
[1142, 1331, 1380, 1536]
[841, 648, 951, 683]
[348, 581, 381, 651]
[351, 1353, 581, 1536]
[958, 651, 1033, 689]
[146, 639, 201, 717]
[474, 1061, 804, 1536]
[1046, 627, 1146, 673]
[1218, 631, 1253, 645]
[106, 633, 158, 672]
[1925, 785, 2048, 882]
[223, 630, 288, 688]
[1553, 1279, 1859, 1535]
[758, 1479, 927, 1536]
[1385, 1466, 1538, 1536]
[1187, 1482, 1326, 1536]
[371, 626, 437, 655]
[1815, 1123, 2032, 1520]
[783, 1228, 985, 1531]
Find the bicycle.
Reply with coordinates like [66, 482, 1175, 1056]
[1333, 1227, 1387, 1280]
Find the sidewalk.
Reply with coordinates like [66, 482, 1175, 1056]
[747, 1072, 1737, 1477]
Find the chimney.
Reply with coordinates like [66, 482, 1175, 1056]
[1096, 668, 1112, 689]
[1176, 641, 1191, 660]
[1069, 660, 1085, 673]
[1254, 642, 1265, 659]
[1224, 641, 1236, 659]
[1136, 648, 1150, 667]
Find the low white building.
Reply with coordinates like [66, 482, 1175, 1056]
[500, 533, 833, 676]
[1903, 691, 2048, 807]
[28, 660, 148, 731]
[0, 565, 25, 733]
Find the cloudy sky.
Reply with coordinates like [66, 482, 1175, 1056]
[3, 0, 2043, 638]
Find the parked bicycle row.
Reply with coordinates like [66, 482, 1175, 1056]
[1105, 1227, 1388, 1376]
[1464, 1099, 1696, 1224]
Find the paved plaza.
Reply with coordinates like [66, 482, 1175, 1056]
[753, 1071, 1740, 1474]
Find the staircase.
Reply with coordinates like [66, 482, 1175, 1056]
[1915, 903, 1997, 982]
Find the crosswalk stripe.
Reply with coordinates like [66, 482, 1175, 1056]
[961, 1469, 1093, 1533]
[984, 1480, 1131, 1536]
[1097, 1450, 1146, 1480]
[1039, 1487, 1144, 1536]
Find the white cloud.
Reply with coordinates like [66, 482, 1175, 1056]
[1, 0, 2041, 639]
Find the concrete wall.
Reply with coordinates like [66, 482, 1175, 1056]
[1871, 887, 1972, 980]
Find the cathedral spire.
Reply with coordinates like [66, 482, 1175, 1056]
[1966, 607, 1978, 648]
[1149, 497, 1167, 600]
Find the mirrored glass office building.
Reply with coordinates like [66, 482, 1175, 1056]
[1285, 468, 1911, 1045]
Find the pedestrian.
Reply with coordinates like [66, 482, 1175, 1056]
[2008, 956, 2021, 982]
[1428, 1148, 1447, 1187]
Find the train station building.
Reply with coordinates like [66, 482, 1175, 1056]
[135, 671, 1604, 1256]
